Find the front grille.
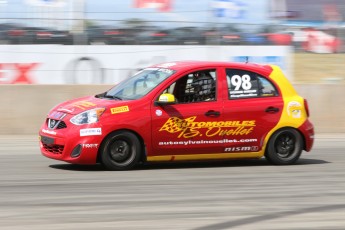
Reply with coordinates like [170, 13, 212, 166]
[57, 121, 67, 129]
[46, 118, 67, 129]
[43, 143, 64, 154]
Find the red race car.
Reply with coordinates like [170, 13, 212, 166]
[39, 61, 314, 170]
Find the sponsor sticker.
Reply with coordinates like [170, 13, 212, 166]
[72, 101, 96, 110]
[156, 109, 163, 116]
[82, 144, 99, 148]
[111, 106, 129, 114]
[229, 74, 258, 98]
[224, 146, 259, 152]
[159, 95, 169, 102]
[158, 68, 174, 74]
[42, 129, 57, 135]
[159, 116, 256, 138]
[80, 128, 102, 137]
[48, 111, 66, 120]
[57, 108, 75, 113]
[287, 101, 302, 118]
[158, 138, 257, 146]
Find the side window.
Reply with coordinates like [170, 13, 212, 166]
[258, 77, 278, 97]
[161, 69, 217, 103]
[226, 69, 278, 99]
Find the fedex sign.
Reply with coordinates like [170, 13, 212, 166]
[0, 63, 39, 84]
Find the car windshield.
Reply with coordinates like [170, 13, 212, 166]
[104, 68, 175, 100]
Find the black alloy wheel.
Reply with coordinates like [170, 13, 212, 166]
[265, 128, 303, 165]
[100, 131, 141, 170]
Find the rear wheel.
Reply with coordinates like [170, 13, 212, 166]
[100, 131, 141, 170]
[265, 128, 303, 165]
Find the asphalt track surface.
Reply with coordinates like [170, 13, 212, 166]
[0, 135, 345, 230]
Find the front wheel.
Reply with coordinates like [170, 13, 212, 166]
[100, 131, 141, 170]
[265, 128, 303, 165]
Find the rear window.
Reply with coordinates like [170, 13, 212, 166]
[226, 69, 278, 99]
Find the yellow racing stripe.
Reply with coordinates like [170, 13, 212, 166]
[147, 152, 263, 162]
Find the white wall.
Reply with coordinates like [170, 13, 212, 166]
[0, 45, 292, 84]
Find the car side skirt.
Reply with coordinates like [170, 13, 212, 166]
[147, 152, 264, 162]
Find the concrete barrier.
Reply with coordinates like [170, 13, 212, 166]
[0, 84, 343, 134]
[0, 85, 111, 135]
[295, 84, 345, 133]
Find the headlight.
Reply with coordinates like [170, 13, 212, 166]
[70, 108, 105, 125]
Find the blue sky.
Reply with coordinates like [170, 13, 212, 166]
[1, 0, 271, 29]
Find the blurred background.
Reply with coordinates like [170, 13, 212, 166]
[0, 0, 344, 49]
[0, 0, 345, 83]
[0, 0, 345, 84]
[0, 0, 345, 134]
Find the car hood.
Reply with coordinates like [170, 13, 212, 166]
[53, 95, 127, 115]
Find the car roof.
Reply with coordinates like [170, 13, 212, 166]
[152, 61, 273, 76]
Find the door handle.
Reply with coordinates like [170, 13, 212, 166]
[205, 110, 220, 117]
[265, 106, 279, 113]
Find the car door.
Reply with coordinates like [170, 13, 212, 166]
[150, 68, 225, 156]
[221, 68, 284, 153]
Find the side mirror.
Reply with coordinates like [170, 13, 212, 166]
[155, 93, 176, 106]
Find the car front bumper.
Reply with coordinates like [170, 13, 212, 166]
[39, 123, 104, 165]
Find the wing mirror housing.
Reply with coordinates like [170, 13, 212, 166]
[155, 93, 176, 106]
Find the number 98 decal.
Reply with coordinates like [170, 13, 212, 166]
[231, 74, 252, 90]
[230, 74, 258, 98]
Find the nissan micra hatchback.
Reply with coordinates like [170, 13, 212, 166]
[39, 61, 314, 170]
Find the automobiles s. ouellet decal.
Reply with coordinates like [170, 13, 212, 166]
[159, 116, 256, 138]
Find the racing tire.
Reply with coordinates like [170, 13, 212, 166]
[100, 131, 141, 170]
[265, 128, 303, 165]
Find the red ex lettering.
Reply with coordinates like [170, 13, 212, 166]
[0, 63, 40, 84]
